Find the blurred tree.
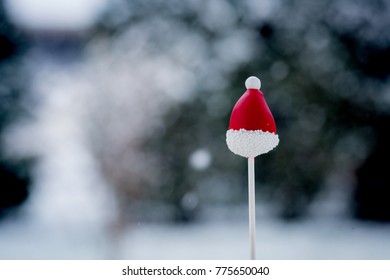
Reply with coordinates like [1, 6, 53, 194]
[0, 1, 31, 217]
[327, 0, 390, 221]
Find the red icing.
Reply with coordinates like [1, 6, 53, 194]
[228, 89, 277, 133]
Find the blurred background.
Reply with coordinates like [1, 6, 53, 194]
[1, 0, 390, 259]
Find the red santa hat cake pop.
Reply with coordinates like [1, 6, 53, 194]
[226, 76, 279, 157]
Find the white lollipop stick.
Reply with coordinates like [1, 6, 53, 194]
[248, 157, 256, 260]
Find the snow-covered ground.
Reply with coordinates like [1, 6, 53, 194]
[127, 220, 390, 260]
[1, 204, 390, 260]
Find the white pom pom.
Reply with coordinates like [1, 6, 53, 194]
[245, 76, 261, 90]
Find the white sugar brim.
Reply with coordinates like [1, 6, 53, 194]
[226, 129, 279, 158]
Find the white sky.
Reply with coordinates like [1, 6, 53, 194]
[4, 0, 108, 31]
